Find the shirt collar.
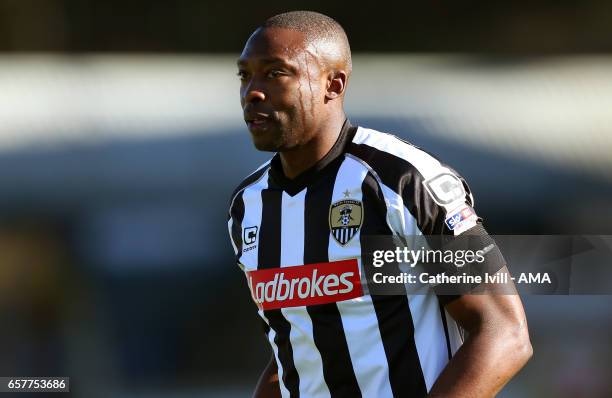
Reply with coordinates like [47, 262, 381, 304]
[268, 118, 356, 195]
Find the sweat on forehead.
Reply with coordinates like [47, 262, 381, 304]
[258, 11, 352, 74]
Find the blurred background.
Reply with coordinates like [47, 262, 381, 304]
[0, 1, 611, 397]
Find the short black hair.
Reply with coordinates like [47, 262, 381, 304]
[262, 11, 352, 74]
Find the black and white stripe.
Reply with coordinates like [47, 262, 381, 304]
[328, 156, 395, 397]
[349, 127, 469, 389]
[304, 157, 362, 397]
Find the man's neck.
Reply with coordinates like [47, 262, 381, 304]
[279, 113, 346, 180]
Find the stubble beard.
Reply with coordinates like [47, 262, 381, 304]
[252, 113, 303, 153]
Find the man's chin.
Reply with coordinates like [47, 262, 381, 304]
[251, 137, 281, 152]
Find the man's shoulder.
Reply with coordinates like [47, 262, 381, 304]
[228, 159, 272, 208]
[348, 125, 448, 183]
[349, 125, 477, 229]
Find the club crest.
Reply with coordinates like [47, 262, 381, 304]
[329, 199, 363, 246]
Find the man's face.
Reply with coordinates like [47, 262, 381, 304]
[237, 27, 327, 152]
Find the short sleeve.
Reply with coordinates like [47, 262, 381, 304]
[402, 163, 480, 237]
[400, 162, 506, 305]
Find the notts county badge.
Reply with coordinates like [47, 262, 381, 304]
[329, 199, 363, 246]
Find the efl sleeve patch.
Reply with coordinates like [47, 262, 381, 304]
[445, 204, 478, 235]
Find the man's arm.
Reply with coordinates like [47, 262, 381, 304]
[253, 354, 281, 398]
[428, 266, 533, 398]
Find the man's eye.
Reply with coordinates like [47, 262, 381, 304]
[267, 70, 285, 78]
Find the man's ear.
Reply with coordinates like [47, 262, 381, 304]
[325, 70, 348, 100]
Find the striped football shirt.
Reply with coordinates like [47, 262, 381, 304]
[228, 119, 486, 398]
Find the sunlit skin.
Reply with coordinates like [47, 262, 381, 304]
[237, 27, 348, 179]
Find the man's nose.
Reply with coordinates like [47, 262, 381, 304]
[244, 89, 265, 103]
[243, 81, 266, 104]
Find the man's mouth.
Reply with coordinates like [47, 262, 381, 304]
[245, 114, 272, 132]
